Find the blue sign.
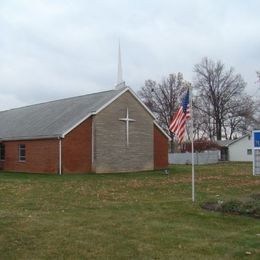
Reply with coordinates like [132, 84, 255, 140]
[254, 132, 260, 148]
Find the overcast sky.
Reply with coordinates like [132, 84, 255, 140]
[0, 0, 260, 110]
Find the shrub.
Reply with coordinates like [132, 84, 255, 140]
[202, 198, 260, 219]
[221, 200, 243, 213]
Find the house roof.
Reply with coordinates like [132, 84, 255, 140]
[0, 87, 126, 140]
[0, 86, 170, 141]
[216, 134, 251, 147]
[227, 134, 251, 146]
[215, 140, 234, 147]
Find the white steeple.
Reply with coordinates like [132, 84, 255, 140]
[115, 41, 126, 89]
[117, 41, 123, 84]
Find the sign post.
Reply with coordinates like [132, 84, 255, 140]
[252, 130, 260, 176]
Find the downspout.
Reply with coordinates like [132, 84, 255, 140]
[58, 137, 62, 175]
[91, 116, 95, 172]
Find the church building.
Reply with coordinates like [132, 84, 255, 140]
[0, 83, 169, 174]
[0, 47, 169, 174]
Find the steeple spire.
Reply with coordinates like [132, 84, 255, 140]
[117, 41, 123, 84]
[115, 41, 126, 89]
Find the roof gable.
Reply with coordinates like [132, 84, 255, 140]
[63, 87, 167, 138]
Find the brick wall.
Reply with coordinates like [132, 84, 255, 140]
[94, 91, 154, 173]
[0, 141, 3, 170]
[0, 116, 92, 174]
[2, 139, 59, 173]
[154, 125, 169, 169]
[62, 117, 92, 173]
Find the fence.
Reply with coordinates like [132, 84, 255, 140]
[169, 151, 219, 165]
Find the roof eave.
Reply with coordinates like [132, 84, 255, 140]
[154, 121, 171, 141]
[61, 113, 92, 138]
[0, 135, 62, 141]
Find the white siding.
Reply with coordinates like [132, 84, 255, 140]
[228, 135, 252, 161]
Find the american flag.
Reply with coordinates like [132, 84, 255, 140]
[169, 90, 190, 143]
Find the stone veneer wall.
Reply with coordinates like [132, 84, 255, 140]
[93, 90, 154, 173]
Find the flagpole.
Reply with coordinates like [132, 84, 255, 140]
[189, 83, 195, 202]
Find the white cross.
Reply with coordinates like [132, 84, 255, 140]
[119, 108, 136, 146]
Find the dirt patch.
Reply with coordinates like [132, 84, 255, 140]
[201, 202, 220, 211]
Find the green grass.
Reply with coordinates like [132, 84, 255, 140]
[0, 163, 260, 259]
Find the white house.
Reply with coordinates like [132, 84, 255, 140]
[217, 134, 252, 162]
[228, 134, 252, 161]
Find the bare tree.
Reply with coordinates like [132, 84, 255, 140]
[222, 95, 256, 138]
[192, 96, 216, 140]
[138, 73, 190, 151]
[194, 57, 248, 140]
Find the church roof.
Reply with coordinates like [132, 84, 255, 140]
[0, 87, 171, 141]
[0, 87, 129, 140]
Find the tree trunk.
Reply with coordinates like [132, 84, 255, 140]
[216, 119, 222, 140]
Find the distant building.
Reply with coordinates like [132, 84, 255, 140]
[216, 134, 252, 162]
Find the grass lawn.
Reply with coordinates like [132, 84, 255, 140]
[0, 163, 260, 259]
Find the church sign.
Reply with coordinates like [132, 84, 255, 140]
[252, 130, 260, 176]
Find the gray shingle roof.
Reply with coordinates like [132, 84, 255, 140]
[215, 140, 234, 147]
[0, 87, 126, 140]
[215, 134, 251, 147]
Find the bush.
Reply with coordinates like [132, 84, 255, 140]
[242, 200, 260, 216]
[221, 200, 243, 213]
[202, 197, 260, 219]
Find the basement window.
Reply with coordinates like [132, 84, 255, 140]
[19, 144, 26, 161]
[247, 149, 252, 155]
[0, 143, 5, 160]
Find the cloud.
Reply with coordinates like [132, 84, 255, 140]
[0, 0, 260, 110]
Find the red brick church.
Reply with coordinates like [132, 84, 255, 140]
[0, 82, 169, 174]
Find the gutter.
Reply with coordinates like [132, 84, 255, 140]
[0, 135, 61, 141]
[58, 137, 63, 175]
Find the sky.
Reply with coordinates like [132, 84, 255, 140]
[0, 0, 260, 111]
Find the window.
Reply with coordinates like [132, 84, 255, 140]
[19, 144, 26, 161]
[247, 149, 252, 155]
[0, 143, 5, 160]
